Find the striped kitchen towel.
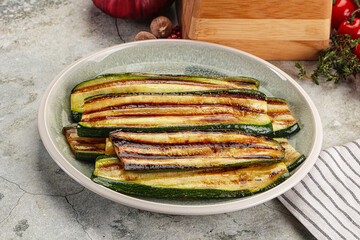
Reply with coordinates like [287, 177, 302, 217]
[278, 139, 360, 240]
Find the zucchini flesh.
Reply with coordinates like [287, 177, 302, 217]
[91, 156, 289, 198]
[71, 73, 258, 122]
[77, 89, 272, 137]
[63, 125, 105, 161]
[275, 138, 306, 171]
[266, 98, 300, 137]
[105, 138, 116, 155]
[110, 130, 284, 171]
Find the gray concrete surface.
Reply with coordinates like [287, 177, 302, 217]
[1, 0, 359, 239]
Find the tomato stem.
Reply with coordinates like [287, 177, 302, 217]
[353, 0, 360, 8]
[349, 8, 360, 23]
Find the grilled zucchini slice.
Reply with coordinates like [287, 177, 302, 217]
[275, 138, 306, 171]
[109, 130, 284, 171]
[77, 89, 273, 137]
[71, 73, 258, 122]
[91, 156, 290, 198]
[63, 124, 105, 161]
[267, 98, 300, 137]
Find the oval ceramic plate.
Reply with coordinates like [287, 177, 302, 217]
[38, 40, 322, 215]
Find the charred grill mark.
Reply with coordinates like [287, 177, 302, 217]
[81, 114, 242, 124]
[112, 139, 282, 160]
[272, 120, 297, 125]
[279, 142, 289, 146]
[82, 104, 266, 117]
[98, 163, 122, 170]
[110, 129, 270, 137]
[73, 79, 236, 93]
[119, 154, 279, 160]
[109, 130, 276, 144]
[65, 127, 106, 151]
[123, 158, 279, 170]
[119, 153, 209, 159]
[82, 113, 235, 122]
[110, 133, 276, 146]
[124, 163, 196, 170]
[112, 140, 278, 150]
[270, 168, 286, 177]
[85, 91, 265, 104]
[267, 111, 292, 117]
[267, 99, 287, 105]
[196, 167, 238, 174]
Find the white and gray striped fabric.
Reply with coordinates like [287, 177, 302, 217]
[278, 139, 360, 240]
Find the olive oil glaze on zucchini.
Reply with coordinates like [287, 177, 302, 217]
[92, 156, 290, 198]
[70, 73, 260, 122]
[77, 89, 273, 138]
[109, 130, 284, 171]
[63, 125, 304, 173]
[62, 73, 305, 198]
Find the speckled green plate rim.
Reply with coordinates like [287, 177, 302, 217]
[38, 39, 323, 216]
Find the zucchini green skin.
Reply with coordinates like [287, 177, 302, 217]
[71, 73, 259, 122]
[220, 76, 260, 88]
[72, 110, 83, 123]
[63, 125, 106, 161]
[91, 173, 289, 198]
[266, 97, 300, 138]
[77, 122, 274, 138]
[287, 154, 306, 172]
[274, 138, 306, 171]
[75, 152, 105, 161]
[266, 123, 301, 138]
[91, 175, 253, 198]
[91, 156, 290, 198]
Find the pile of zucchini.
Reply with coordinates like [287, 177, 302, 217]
[63, 73, 305, 198]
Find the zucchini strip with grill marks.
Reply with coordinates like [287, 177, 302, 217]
[105, 73, 261, 89]
[91, 155, 290, 198]
[63, 124, 106, 161]
[274, 138, 306, 172]
[71, 73, 258, 122]
[77, 89, 273, 138]
[109, 130, 284, 171]
[266, 98, 300, 137]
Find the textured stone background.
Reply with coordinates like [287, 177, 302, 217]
[1, 0, 360, 239]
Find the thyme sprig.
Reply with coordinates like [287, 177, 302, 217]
[296, 34, 360, 85]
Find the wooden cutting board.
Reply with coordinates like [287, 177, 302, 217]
[178, 0, 332, 60]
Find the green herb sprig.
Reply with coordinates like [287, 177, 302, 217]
[296, 34, 360, 85]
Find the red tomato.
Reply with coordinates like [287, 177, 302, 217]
[354, 44, 360, 58]
[350, 0, 360, 8]
[332, 0, 356, 29]
[338, 17, 360, 39]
